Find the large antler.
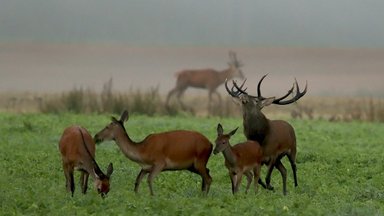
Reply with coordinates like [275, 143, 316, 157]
[228, 51, 243, 68]
[224, 78, 247, 98]
[227, 74, 307, 105]
[256, 74, 307, 105]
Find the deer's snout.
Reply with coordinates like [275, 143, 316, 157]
[94, 135, 103, 144]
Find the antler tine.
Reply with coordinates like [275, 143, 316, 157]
[255, 74, 268, 99]
[273, 78, 308, 105]
[273, 82, 295, 102]
[232, 79, 248, 94]
[225, 78, 243, 97]
[228, 51, 243, 67]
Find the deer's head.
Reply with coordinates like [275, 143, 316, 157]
[228, 51, 245, 79]
[213, 123, 238, 154]
[225, 74, 308, 112]
[94, 110, 129, 143]
[93, 163, 114, 198]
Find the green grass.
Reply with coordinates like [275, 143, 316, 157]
[1, 112, 383, 215]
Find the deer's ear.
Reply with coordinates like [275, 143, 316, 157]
[261, 97, 275, 108]
[93, 167, 104, 179]
[229, 127, 239, 137]
[111, 117, 119, 123]
[106, 163, 114, 177]
[217, 123, 224, 136]
[120, 110, 129, 122]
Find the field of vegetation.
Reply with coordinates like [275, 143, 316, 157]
[1, 111, 383, 215]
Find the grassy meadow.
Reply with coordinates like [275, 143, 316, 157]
[1, 112, 383, 215]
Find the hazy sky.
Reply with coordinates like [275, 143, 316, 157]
[1, 0, 384, 48]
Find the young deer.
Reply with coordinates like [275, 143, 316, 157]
[214, 124, 263, 194]
[59, 126, 114, 198]
[94, 110, 213, 196]
[165, 51, 244, 113]
[225, 74, 307, 195]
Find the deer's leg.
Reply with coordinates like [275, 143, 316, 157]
[275, 160, 288, 195]
[195, 160, 212, 194]
[265, 161, 275, 191]
[176, 88, 189, 111]
[166, 88, 178, 108]
[253, 165, 261, 193]
[80, 171, 89, 194]
[244, 171, 253, 194]
[207, 90, 222, 115]
[208, 91, 213, 114]
[134, 169, 148, 193]
[234, 171, 244, 194]
[147, 164, 165, 196]
[257, 178, 268, 189]
[287, 151, 298, 187]
[213, 90, 222, 106]
[229, 171, 236, 194]
[63, 163, 75, 196]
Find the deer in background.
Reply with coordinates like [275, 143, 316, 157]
[94, 110, 213, 196]
[214, 123, 264, 194]
[59, 126, 114, 198]
[225, 74, 307, 195]
[165, 51, 244, 114]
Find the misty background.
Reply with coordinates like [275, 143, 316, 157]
[1, 0, 384, 96]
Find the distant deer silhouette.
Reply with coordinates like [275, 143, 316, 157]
[166, 51, 244, 114]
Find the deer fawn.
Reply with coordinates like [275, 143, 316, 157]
[214, 123, 264, 194]
[225, 74, 307, 195]
[166, 51, 244, 113]
[94, 110, 213, 195]
[59, 126, 114, 198]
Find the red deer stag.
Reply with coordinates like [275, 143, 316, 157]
[94, 110, 213, 196]
[225, 74, 307, 195]
[59, 126, 114, 198]
[165, 51, 244, 113]
[214, 123, 264, 194]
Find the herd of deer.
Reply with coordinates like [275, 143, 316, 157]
[59, 51, 307, 198]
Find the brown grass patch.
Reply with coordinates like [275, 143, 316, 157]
[1, 80, 383, 122]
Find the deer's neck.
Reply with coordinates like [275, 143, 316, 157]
[113, 128, 144, 162]
[222, 145, 237, 167]
[79, 151, 103, 180]
[243, 108, 270, 143]
[81, 157, 99, 180]
[219, 68, 234, 82]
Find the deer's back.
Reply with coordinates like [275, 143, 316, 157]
[140, 130, 212, 161]
[176, 69, 220, 88]
[59, 126, 95, 163]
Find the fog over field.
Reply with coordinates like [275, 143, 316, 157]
[1, 1, 384, 97]
[0, 44, 383, 97]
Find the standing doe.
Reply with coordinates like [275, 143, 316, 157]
[166, 51, 244, 113]
[214, 123, 264, 194]
[94, 110, 213, 195]
[225, 74, 307, 195]
[59, 126, 113, 198]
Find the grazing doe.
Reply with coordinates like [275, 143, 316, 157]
[225, 74, 307, 195]
[214, 124, 264, 194]
[166, 51, 244, 113]
[59, 126, 113, 198]
[94, 110, 213, 195]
